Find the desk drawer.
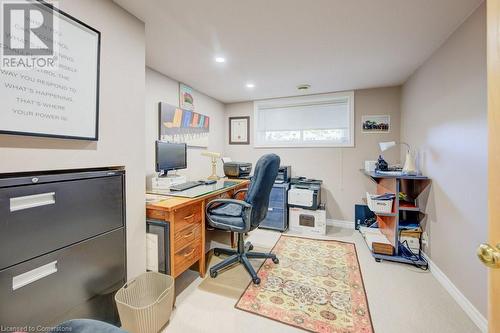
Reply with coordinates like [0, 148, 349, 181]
[174, 203, 202, 232]
[173, 240, 201, 276]
[214, 191, 232, 200]
[0, 175, 124, 270]
[174, 223, 202, 252]
[147, 208, 166, 220]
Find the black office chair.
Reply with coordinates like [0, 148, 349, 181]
[205, 154, 280, 284]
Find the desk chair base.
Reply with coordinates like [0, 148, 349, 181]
[210, 234, 278, 285]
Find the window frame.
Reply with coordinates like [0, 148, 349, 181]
[253, 91, 355, 148]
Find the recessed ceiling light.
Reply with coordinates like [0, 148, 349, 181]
[215, 56, 226, 63]
[246, 83, 255, 88]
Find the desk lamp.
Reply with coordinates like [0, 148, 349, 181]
[201, 151, 221, 180]
[379, 141, 416, 173]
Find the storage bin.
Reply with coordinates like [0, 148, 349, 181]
[115, 272, 175, 333]
[366, 192, 394, 214]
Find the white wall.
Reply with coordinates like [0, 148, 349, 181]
[145, 67, 226, 183]
[0, 0, 146, 279]
[224, 87, 401, 221]
[401, 3, 487, 316]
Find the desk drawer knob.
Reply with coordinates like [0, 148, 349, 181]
[184, 248, 195, 257]
[184, 214, 195, 221]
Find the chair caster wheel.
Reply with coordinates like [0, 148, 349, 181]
[252, 277, 261, 285]
[210, 271, 218, 278]
[248, 244, 254, 251]
[272, 257, 279, 264]
[213, 250, 220, 257]
[375, 258, 382, 263]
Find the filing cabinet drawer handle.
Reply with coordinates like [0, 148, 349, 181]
[10, 192, 56, 212]
[183, 230, 195, 238]
[184, 248, 195, 257]
[12, 261, 58, 291]
[184, 214, 195, 220]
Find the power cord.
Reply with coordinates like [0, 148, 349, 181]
[398, 239, 428, 271]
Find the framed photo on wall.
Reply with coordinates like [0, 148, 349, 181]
[362, 115, 390, 133]
[179, 83, 194, 110]
[229, 116, 250, 144]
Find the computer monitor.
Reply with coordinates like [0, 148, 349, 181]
[155, 141, 187, 175]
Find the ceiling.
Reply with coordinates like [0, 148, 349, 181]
[114, 0, 483, 103]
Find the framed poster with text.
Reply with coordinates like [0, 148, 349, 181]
[0, 1, 101, 140]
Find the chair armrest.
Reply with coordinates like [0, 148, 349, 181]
[206, 198, 252, 232]
[233, 188, 248, 199]
[206, 198, 251, 211]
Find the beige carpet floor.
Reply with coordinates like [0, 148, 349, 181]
[197, 245, 267, 300]
[163, 227, 481, 333]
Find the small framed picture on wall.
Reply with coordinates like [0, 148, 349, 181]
[179, 83, 195, 110]
[362, 115, 390, 133]
[229, 116, 250, 144]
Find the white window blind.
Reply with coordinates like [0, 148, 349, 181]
[254, 91, 354, 147]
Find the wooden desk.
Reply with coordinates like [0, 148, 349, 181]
[146, 180, 249, 278]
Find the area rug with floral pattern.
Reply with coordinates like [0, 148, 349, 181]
[235, 235, 374, 333]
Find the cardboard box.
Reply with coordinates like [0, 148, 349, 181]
[289, 207, 326, 236]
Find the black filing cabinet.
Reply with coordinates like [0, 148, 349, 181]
[0, 168, 126, 326]
[259, 182, 289, 232]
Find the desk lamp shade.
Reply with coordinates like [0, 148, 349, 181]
[379, 141, 396, 152]
[378, 141, 416, 173]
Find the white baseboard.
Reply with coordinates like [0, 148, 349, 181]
[326, 219, 355, 229]
[422, 253, 488, 332]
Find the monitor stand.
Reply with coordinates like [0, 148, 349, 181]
[158, 170, 182, 178]
[152, 171, 186, 190]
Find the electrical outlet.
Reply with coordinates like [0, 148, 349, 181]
[421, 231, 429, 246]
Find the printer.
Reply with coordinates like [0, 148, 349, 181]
[223, 162, 252, 179]
[288, 177, 322, 210]
[275, 165, 291, 183]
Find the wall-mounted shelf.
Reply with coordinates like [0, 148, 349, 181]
[360, 170, 431, 267]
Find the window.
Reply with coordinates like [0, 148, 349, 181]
[253, 91, 354, 147]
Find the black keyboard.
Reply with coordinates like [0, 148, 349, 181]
[170, 181, 202, 191]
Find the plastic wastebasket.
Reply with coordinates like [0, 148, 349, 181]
[115, 272, 175, 333]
